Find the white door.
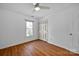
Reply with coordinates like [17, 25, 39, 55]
[66, 18, 73, 50]
[39, 20, 48, 41]
[72, 19, 79, 52]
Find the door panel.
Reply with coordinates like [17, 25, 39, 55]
[72, 19, 79, 51]
[39, 20, 48, 41]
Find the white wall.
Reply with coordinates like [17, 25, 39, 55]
[0, 6, 38, 49]
[72, 7, 79, 52]
[47, 5, 79, 53]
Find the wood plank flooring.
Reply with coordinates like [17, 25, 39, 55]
[0, 39, 79, 56]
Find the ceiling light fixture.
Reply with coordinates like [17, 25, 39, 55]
[33, 3, 37, 5]
[34, 7, 40, 11]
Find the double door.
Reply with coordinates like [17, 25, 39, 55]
[39, 20, 48, 41]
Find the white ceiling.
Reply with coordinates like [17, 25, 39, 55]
[0, 3, 78, 19]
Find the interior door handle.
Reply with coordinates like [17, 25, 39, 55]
[69, 33, 72, 36]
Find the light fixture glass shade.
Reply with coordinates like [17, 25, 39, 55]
[33, 3, 36, 5]
[34, 7, 40, 11]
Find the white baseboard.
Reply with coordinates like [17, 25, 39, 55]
[0, 39, 37, 49]
[0, 39, 79, 54]
[47, 41, 79, 54]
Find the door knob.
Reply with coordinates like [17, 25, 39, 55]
[69, 33, 72, 35]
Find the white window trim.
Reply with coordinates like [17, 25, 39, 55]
[25, 19, 34, 37]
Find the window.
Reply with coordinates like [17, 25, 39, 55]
[25, 21, 33, 37]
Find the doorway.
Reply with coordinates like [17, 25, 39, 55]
[39, 19, 48, 41]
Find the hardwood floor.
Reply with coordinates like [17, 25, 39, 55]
[0, 39, 79, 56]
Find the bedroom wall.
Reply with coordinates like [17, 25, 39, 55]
[47, 4, 79, 53]
[0, 6, 38, 49]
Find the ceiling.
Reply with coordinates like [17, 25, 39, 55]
[0, 3, 78, 19]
